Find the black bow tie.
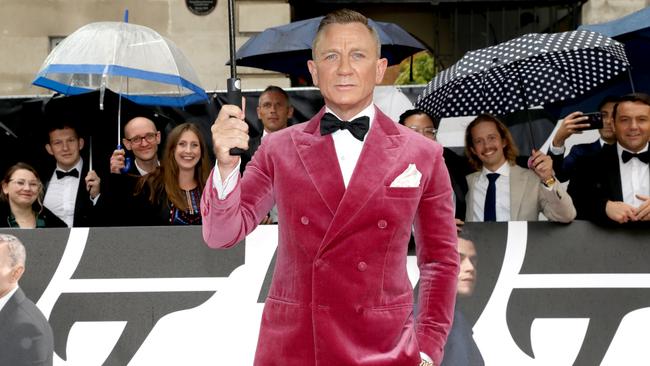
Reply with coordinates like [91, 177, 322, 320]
[56, 168, 79, 179]
[621, 150, 650, 164]
[320, 113, 370, 141]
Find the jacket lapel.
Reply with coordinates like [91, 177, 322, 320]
[509, 165, 527, 220]
[321, 109, 406, 247]
[603, 144, 623, 201]
[293, 108, 346, 216]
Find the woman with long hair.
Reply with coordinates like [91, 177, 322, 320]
[132, 122, 212, 225]
[1, 162, 66, 228]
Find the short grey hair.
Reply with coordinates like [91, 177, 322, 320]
[0, 234, 26, 268]
[312, 9, 382, 60]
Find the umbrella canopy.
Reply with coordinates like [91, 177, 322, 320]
[547, 7, 650, 118]
[33, 21, 208, 107]
[415, 30, 629, 119]
[230, 16, 427, 79]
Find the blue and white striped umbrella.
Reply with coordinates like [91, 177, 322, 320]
[33, 21, 208, 108]
[416, 30, 629, 119]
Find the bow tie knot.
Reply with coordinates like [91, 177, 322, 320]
[56, 168, 79, 179]
[320, 113, 370, 141]
[621, 150, 650, 164]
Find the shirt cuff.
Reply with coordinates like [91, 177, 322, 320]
[212, 161, 241, 200]
[90, 193, 100, 205]
[549, 144, 566, 156]
[420, 352, 433, 363]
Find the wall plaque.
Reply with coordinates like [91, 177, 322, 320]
[186, 0, 217, 16]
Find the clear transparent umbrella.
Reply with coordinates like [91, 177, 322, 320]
[33, 21, 208, 108]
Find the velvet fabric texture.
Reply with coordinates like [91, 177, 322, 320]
[202, 107, 459, 366]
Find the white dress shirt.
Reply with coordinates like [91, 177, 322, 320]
[0, 286, 18, 313]
[44, 158, 84, 227]
[471, 162, 511, 222]
[617, 143, 650, 207]
[135, 159, 159, 176]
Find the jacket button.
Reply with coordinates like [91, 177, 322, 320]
[301, 216, 309, 225]
[377, 220, 387, 229]
[357, 261, 367, 271]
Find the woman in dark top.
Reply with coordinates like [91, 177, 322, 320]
[1, 162, 66, 228]
[132, 122, 212, 225]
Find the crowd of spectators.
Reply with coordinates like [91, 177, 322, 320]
[1, 88, 649, 229]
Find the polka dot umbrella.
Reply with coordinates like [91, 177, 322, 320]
[415, 30, 629, 119]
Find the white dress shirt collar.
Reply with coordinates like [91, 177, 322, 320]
[324, 104, 375, 129]
[0, 285, 18, 313]
[481, 160, 511, 178]
[55, 158, 83, 178]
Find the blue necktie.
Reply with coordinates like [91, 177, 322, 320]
[484, 173, 500, 222]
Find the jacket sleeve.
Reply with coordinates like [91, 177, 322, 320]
[413, 144, 460, 365]
[201, 138, 275, 248]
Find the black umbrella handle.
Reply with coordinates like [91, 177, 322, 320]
[227, 77, 246, 156]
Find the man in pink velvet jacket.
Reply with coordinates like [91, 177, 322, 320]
[201, 9, 459, 366]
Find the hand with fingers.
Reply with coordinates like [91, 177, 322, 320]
[212, 100, 249, 181]
[605, 200, 638, 224]
[553, 111, 591, 148]
[634, 194, 650, 221]
[529, 149, 555, 184]
[110, 149, 126, 174]
[85, 170, 101, 199]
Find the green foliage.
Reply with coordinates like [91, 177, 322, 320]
[395, 51, 435, 85]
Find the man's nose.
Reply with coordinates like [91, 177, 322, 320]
[337, 56, 353, 74]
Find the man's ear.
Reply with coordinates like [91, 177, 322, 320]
[45, 144, 53, 156]
[122, 138, 132, 151]
[307, 60, 319, 87]
[375, 58, 388, 84]
[11, 265, 25, 283]
[78, 137, 85, 150]
[288, 106, 294, 119]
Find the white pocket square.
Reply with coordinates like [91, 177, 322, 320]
[390, 163, 421, 188]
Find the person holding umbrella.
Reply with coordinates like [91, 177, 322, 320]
[109, 116, 161, 176]
[202, 9, 458, 366]
[129, 122, 211, 225]
[42, 120, 103, 227]
[464, 114, 576, 223]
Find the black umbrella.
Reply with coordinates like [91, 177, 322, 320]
[415, 30, 629, 119]
[228, 16, 427, 80]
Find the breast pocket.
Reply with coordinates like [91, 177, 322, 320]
[384, 186, 421, 199]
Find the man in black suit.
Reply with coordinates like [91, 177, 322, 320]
[399, 109, 472, 224]
[440, 234, 484, 366]
[0, 234, 54, 366]
[241, 85, 295, 175]
[43, 121, 101, 227]
[548, 96, 619, 182]
[568, 93, 650, 224]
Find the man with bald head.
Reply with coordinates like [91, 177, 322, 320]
[106, 116, 161, 225]
[110, 116, 161, 176]
[0, 234, 54, 366]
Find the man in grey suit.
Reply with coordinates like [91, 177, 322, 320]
[0, 234, 54, 366]
[464, 114, 576, 222]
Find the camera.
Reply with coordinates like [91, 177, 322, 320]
[577, 111, 604, 131]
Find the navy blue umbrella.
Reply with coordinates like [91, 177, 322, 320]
[547, 7, 650, 118]
[229, 16, 426, 79]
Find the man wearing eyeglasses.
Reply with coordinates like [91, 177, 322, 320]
[110, 117, 161, 176]
[399, 109, 473, 222]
